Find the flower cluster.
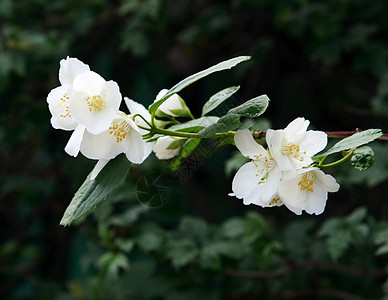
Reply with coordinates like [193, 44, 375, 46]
[230, 118, 340, 215]
[47, 57, 183, 179]
[48, 56, 380, 223]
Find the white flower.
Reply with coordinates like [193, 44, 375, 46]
[278, 167, 340, 215]
[230, 129, 282, 206]
[69, 71, 122, 134]
[154, 89, 191, 118]
[82, 99, 154, 180]
[153, 136, 186, 160]
[266, 117, 327, 172]
[47, 57, 90, 130]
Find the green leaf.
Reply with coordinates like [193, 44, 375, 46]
[60, 155, 130, 226]
[168, 116, 219, 133]
[198, 114, 241, 137]
[227, 94, 269, 118]
[351, 146, 375, 171]
[98, 251, 129, 279]
[149, 56, 251, 115]
[374, 227, 388, 255]
[201, 86, 240, 116]
[316, 129, 383, 157]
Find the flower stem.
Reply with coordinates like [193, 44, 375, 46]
[320, 149, 355, 168]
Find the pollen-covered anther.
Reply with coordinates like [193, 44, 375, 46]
[268, 196, 280, 206]
[87, 95, 104, 112]
[298, 174, 314, 192]
[59, 93, 71, 118]
[282, 143, 305, 161]
[109, 120, 130, 143]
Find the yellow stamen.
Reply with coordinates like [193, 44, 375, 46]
[298, 174, 314, 192]
[59, 93, 71, 118]
[282, 143, 306, 161]
[268, 196, 281, 206]
[109, 120, 130, 143]
[87, 95, 104, 112]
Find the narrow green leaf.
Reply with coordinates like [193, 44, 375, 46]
[198, 114, 241, 137]
[60, 155, 131, 226]
[227, 94, 269, 118]
[316, 129, 383, 157]
[201, 86, 240, 116]
[351, 146, 375, 171]
[149, 56, 251, 115]
[168, 116, 219, 133]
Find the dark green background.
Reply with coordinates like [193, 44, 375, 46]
[2, 0, 388, 299]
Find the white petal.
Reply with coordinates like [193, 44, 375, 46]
[104, 81, 122, 110]
[231, 162, 262, 199]
[125, 129, 146, 164]
[243, 165, 281, 206]
[124, 98, 152, 134]
[234, 129, 268, 159]
[143, 140, 155, 160]
[304, 184, 327, 215]
[314, 169, 340, 193]
[59, 57, 90, 86]
[298, 131, 328, 156]
[90, 159, 110, 180]
[283, 117, 309, 138]
[125, 98, 151, 122]
[80, 129, 125, 160]
[72, 71, 106, 95]
[155, 89, 169, 101]
[278, 177, 306, 215]
[65, 124, 86, 157]
[86, 108, 117, 135]
[47, 85, 78, 130]
[266, 129, 293, 171]
[158, 94, 184, 116]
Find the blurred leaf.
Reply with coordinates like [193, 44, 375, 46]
[60, 155, 131, 226]
[166, 239, 198, 268]
[351, 146, 375, 171]
[108, 205, 149, 226]
[98, 252, 129, 279]
[201, 86, 240, 116]
[224, 151, 250, 177]
[149, 56, 251, 115]
[317, 129, 383, 157]
[374, 226, 388, 255]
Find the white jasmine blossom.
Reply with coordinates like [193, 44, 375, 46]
[278, 167, 340, 215]
[47, 57, 90, 131]
[69, 71, 122, 135]
[230, 129, 282, 205]
[266, 117, 327, 172]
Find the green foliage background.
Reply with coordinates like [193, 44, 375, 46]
[1, 0, 388, 299]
